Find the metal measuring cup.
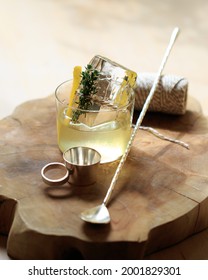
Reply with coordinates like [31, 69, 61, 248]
[41, 146, 101, 186]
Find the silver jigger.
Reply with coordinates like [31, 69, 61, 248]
[41, 146, 101, 186]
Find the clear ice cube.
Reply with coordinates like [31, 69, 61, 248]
[89, 55, 137, 85]
[72, 56, 137, 127]
[89, 55, 137, 102]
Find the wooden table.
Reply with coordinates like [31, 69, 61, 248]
[0, 95, 208, 259]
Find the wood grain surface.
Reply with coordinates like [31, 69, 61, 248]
[0, 95, 208, 259]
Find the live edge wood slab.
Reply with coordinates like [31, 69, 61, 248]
[0, 95, 208, 260]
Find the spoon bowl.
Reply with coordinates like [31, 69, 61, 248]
[80, 203, 110, 224]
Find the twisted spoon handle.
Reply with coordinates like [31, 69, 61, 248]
[103, 27, 180, 205]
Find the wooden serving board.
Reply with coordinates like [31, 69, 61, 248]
[0, 95, 208, 259]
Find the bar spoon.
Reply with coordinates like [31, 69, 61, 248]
[80, 27, 180, 224]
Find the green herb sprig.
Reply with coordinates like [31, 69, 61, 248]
[72, 64, 99, 122]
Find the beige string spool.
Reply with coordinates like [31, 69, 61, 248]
[134, 73, 188, 115]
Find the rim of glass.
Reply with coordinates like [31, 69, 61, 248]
[55, 79, 135, 113]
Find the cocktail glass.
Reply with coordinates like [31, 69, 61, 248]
[55, 76, 135, 163]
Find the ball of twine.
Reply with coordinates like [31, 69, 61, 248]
[134, 73, 188, 115]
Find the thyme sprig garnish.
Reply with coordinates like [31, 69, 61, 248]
[72, 64, 99, 122]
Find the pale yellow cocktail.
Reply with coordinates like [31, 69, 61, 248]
[55, 60, 137, 163]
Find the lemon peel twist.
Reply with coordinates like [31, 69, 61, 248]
[66, 66, 82, 118]
[114, 70, 137, 107]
